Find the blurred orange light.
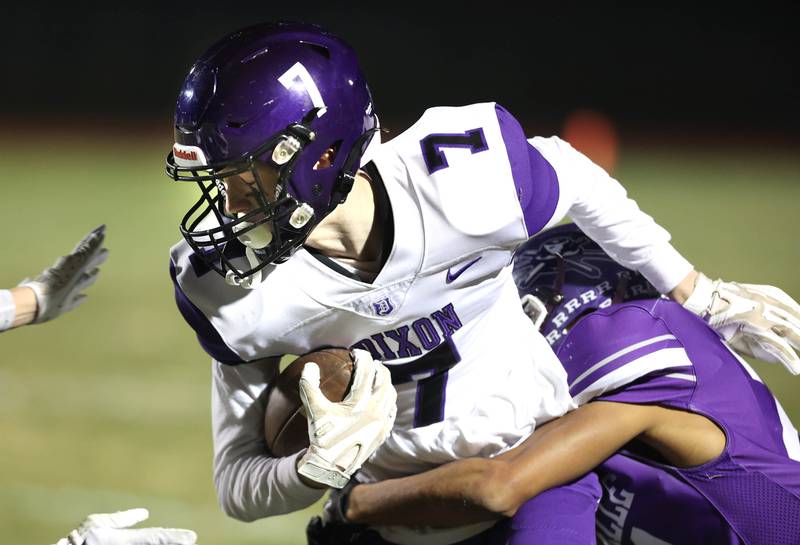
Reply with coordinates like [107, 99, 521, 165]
[562, 109, 619, 174]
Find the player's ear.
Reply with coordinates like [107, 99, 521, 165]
[314, 147, 337, 170]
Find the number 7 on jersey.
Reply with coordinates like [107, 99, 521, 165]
[421, 128, 489, 174]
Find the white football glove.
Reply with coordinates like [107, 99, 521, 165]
[53, 508, 197, 545]
[683, 273, 800, 375]
[19, 225, 108, 323]
[297, 349, 397, 488]
[520, 293, 548, 330]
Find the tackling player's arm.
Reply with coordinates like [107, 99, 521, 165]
[344, 401, 724, 527]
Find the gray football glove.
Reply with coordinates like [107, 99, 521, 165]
[19, 225, 108, 323]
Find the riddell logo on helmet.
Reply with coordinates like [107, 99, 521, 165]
[174, 148, 198, 161]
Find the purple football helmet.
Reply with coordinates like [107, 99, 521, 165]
[512, 223, 660, 351]
[165, 22, 378, 285]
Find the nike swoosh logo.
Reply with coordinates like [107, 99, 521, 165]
[446, 257, 482, 284]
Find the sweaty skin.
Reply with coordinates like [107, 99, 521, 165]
[346, 401, 725, 527]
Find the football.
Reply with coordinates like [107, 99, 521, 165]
[264, 348, 354, 457]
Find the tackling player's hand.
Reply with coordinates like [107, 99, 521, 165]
[53, 508, 197, 545]
[297, 349, 397, 488]
[683, 273, 800, 374]
[19, 225, 108, 323]
[305, 477, 367, 545]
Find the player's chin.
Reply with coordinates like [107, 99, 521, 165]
[234, 221, 274, 249]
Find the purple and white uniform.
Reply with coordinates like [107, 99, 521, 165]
[171, 103, 694, 545]
[556, 297, 800, 545]
[595, 454, 740, 545]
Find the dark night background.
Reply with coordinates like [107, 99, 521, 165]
[2, 2, 798, 139]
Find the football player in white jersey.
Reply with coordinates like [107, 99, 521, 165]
[164, 22, 800, 545]
[319, 225, 800, 545]
[1, 225, 107, 333]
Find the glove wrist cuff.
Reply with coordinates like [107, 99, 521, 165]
[17, 280, 46, 323]
[682, 272, 716, 318]
[298, 454, 350, 489]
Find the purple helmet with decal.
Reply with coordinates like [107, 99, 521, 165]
[165, 22, 378, 286]
[512, 223, 660, 351]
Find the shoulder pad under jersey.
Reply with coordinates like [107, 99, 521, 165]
[560, 301, 693, 404]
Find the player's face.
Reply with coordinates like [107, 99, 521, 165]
[222, 163, 280, 218]
[221, 147, 334, 218]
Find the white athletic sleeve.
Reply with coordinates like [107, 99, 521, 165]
[0, 289, 15, 331]
[211, 358, 325, 521]
[531, 136, 694, 294]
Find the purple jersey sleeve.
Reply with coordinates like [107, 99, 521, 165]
[169, 258, 245, 364]
[494, 104, 560, 236]
[557, 301, 695, 405]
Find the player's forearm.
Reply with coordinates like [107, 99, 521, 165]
[668, 269, 699, 304]
[10, 286, 38, 327]
[211, 359, 324, 520]
[214, 451, 325, 521]
[349, 402, 650, 528]
[347, 458, 508, 526]
[536, 136, 694, 294]
[0, 287, 38, 331]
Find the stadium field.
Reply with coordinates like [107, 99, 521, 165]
[1, 129, 798, 545]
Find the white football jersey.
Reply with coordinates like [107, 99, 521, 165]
[171, 102, 694, 544]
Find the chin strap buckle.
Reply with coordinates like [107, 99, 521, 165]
[223, 247, 264, 290]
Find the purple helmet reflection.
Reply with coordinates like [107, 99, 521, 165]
[512, 223, 660, 351]
[165, 22, 378, 286]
